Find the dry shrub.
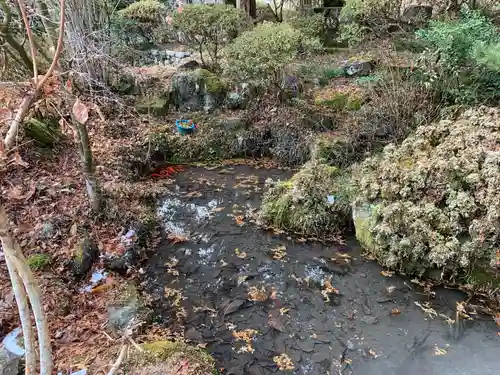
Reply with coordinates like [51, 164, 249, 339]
[352, 107, 500, 291]
[315, 69, 439, 168]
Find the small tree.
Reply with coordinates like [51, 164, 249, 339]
[170, 4, 251, 69]
[223, 22, 321, 90]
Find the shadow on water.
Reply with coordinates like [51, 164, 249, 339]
[144, 165, 499, 375]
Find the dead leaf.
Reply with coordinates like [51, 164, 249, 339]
[247, 285, 268, 302]
[268, 312, 286, 332]
[273, 353, 294, 371]
[185, 191, 202, 198]
[70, 223, 78, 236]
[234, 215, 245, 226]
[167, 233, 188, 244]
[380, 270, 394, 277]
[14, 152, 29, 167]
[72, 99, 89, 124]
[235, 248, 247, 259]
[433, 344, 447, 356]
[390, 308, 401, 315]
[223, 299, 245, 316]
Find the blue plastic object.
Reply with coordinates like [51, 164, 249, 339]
[176, 119, 196, 135]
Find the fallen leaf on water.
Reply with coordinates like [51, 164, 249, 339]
[279, 307, 289, 316]
[268, 313, 286, 332]
[197, 343, 207, 348]
[213, 207, 225, 212]
[321, 279, 340, 302]
[233, 329, 258, 354]
[270, 245, 287, 260]
[185, 191, 202, 198]
[237, 275, 248, 286]
[167, 233, 188, 244]
[368, 349, 378, 358]
[390, 308, 401, 315]
[223, 299, 245, 316]
[234, 215, 245, 226]
[273, 353, 294, 371]
[494, 313, 500, 327]
[296, 238, 307, 243]
[247, 285, 268, 302]
[386, 286, 396, 294]
[235, 248, 247, 259]
[433, 344, 447, 356]
[380, 270, 394, 277]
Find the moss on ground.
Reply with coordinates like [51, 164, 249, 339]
[126, 340, 216, 375]
[27, 253, 52, 271]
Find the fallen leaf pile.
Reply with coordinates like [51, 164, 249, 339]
[273, 353, 294, 371]
[270, 245, 287, 260]
[321, 279, 340, 302]
[232, 329, 258, 353]
[247, 285, 268, 302]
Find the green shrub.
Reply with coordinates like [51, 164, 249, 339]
[118, 0, 167, 23]
[352, 107, 500, 285]
[223, 22, 322, 88]
[27, 253, 52, 271]
[286, 12, 325, 40]
[170, 4, 250, 69]
[416, 9, 500, 104]
[260, 162, 352, 235]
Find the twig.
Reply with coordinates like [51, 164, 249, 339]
[107, 343, 128, 375]
[127, 336, 144, 352]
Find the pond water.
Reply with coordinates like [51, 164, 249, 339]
[145, 165, 499, 375]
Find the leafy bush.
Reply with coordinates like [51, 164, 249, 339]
[286, 12, 325, 40]
[118, 0, 167, 23]
[260, 162, 352, 235]
[223, 22, 322, 88]
[352, 107, 500, 286]
[416, 9, 500, 104]
[170, 4, 251, 68]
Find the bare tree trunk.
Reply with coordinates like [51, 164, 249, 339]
[3, 255, 36, 375]
[0, 201, 53, 375]
[73, 121, 101, 212]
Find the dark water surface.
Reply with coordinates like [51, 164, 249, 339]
[145, 166, 500, 375]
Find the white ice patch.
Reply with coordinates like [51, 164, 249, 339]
[157, 197, 219, 235]
[198, 244, 217, 265]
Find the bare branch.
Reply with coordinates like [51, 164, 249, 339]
[16, 0, 39, 83]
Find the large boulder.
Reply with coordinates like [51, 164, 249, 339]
[352, 107, 500, 291]
[171, 69, 226, 113]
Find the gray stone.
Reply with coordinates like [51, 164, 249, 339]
[166, 50, 176, 56]
[297, 339, 315, 352]
[107, 283, 150, 332]
[343, 60, 374, 77]
[361, 315, 379, 325]
[0, 329, 23, 375]
[70, 236, 99, 278]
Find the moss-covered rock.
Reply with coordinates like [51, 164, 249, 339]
[260, 162, 353, 236]
[26, 253, 52, 271]
[352, 107, 500, 291]
[25, 118, 62, 148]
[106, 282, 151, 333]
[127, 340, 215, 375]
[171, 68, 226, 113]
[70, 237, 99, 278]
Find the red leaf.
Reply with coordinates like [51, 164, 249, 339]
[65, 79, 72, 92]
[72, 99, 89, 124]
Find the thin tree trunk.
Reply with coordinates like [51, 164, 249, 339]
[3, 254, 36, 375]
[0, 201, 47, 375]
[3, 94, 36, 151]
[73, 121, 101, 212]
